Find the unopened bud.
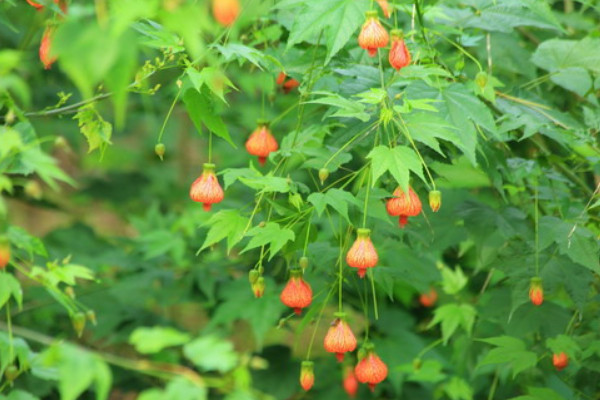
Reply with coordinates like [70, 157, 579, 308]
[72, 312, 86, 338]
[428, 190, 441, 212]
[318, 168, 329, 185]
[299, 256, 309, 270]
[155, 143, 166, 160]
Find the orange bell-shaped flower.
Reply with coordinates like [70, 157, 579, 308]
[389, 30, 411, 71]
[212, 0, 240, 27]
[343, 365, 359, 398]
[323, 314, 357, 362]
[419, 287, 438, 307]
[245, 121, 279, 166]
[552, 352, 568, 371]
[376, 0, 391, 18]
[299, 361, 314, 391]
[529, 277, 543, 306]
[346, 228, 378, 278]
[354, 346, 388, 392]
[280, 270, 312, 315]
[40, 26, 57, 70]
[0, 238, 10, 269]
[358, 11, 389, 57]
[189, 163, 225, 211]
[386, 186, 422, 228]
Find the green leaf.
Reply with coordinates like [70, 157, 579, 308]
[279, 0, 368, 64]
[463, 1, 563, 33]
[441, 266, 468, 295]
[405, 82, 498, 164]
[182, 88, 235, 147]
[186, 67, 236, 104]
[367, 145, 424, 194]
[242, 222, 295, 260]
[200, 210, 249, 252]
[184, 335, 238, 373]
[0, 273, 22, 309]
[306, 92, 370, 122]
[307, 188, 361, 223]
[477, 336, 538, 378]
[429, 303, 476, 344]
[532, 37, 600, 75]
[405, 359, 446, 383]
[73, 104, 113, 156]
[129, 326, 191, 354]
[401, 112, 461, 156]
[546, 334, 581, 357]
[238, 175, 290, 193]
[443, 376, 473, 400]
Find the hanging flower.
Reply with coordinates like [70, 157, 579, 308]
[358, 11, 389, 57]
[343, 365, 359, 398]
[189, 163, 225, 211]
[245, 121, 279, 166]
[0, 238, 10, 269]
[376, 0, 391, 18]
[346, 228, 378, 278]
[388, 30, 411, 71]
[212, 0, 240, 27]
[529, 277, 543, 306]
[299, 361, 314, 391]
[552, 352, 568, 371]
[429, 190, 442, 212]
[280, 270, 312, 315]
[40, 26, 57, 70]
[323, 313, 357, 362]
[386, 186, 422, 228]
[282, 78, 300, 94]
[419, 287, 438, 308]
[354, 346, 388, 392]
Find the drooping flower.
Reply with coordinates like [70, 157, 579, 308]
[388, 30, 411, 71]
[0, 239, 10, 269]
[27, 0, 66, 11]
[552, 352, 568, 371]
[252, 277, 265, 298]
[358, 11, 389, 57]
[529, 277, 543, 306]
[419, 287, 438, 308]
[282, 78, 300, 94]
[323, 314, 357, 362]
[354, 346, 388, 392]
[376, 0, 391, 18]
[212, 0, 240, 27]
[299, 361, 314, 391]
[245, 121, 278, 166]
[189, 163, 225, 211]
[346, 228, 378, 278]
[40, 26, 57, 70]
[276, 72, 286, 85]
[386, 186, 422, 228]
[26, 0, 44, 9]
[343, 365, 359, 398]
[429, 190, 441, 212]
[280, 270, 312, 315]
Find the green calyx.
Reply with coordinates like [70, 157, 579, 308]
[333, 311, 347, 319]
[255, 119, 270, 127]
[202, 163, 216, 173]
[365, 10, 378, 19]
[390, 29, 404, 39]
[356, 228, 371, 239]
[290, 269, 303, 279]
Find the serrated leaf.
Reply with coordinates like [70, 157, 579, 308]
[182, 88, 235, 147]
[242, 223, 295, 260]
[184, 335, 238, 373]
[0, 273, 22, 309]
[73, 104, 113, 155]
[429, 303, 476, 344]
[200, 210, 249, 252]
[186, 67, 236, 104]
[367, 145, 424, 194]
[477, 336, 538, 378]
[280, 0, 368, 64]
[441, 266, 468, 295]
[401, 112, 461, 156]
[306, 92, 370, 122]
[307, 188, 361, 223]
[532, 37, 600, 75]
[129, 326, 191, 354]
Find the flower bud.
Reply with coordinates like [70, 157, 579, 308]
[529, 277, 543, 306]
[299, 361, 314, 391]
[318, 168, 329, 185]
[299, 256, 309, 270]
[72, 312, 86, 338]
[428, 190, 441, 212]
[252, 277, 265, 298]
[155, 143, 166, 160]
[552, 352, 568, 371]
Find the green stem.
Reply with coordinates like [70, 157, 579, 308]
[487, 370, 499, 400]
[157, 88, 181, 143]
[534, 179, 539, 276]
[394, 117, 436, 190]
[208, 131, 213, 163]
[6, 299, 13, 362]
[305, 283, 337, 360]
[362, 165, 372, 228]
[369, 268, 379, 320]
